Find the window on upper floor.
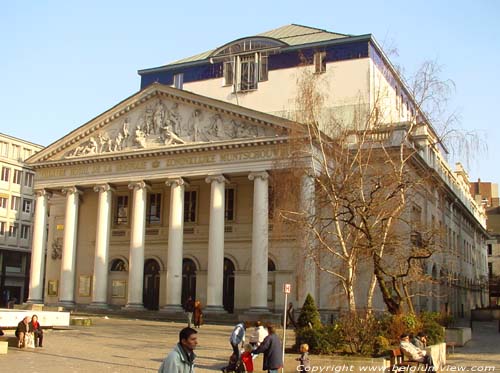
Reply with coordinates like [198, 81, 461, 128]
[20, 225, 30, 240]
[488, 244, 493, 256]
[173, 73, 184, 90]
[1, 167, 10, 182]
[0, 197, 7, 209]
[147, 193, 162, 224]
[23, 148, 32, 160]
[314, 51, 326, 74]
[11, 145, 20, 160]
[184, 190, 197, 223]
[13, 169, 22, 184]
[11, 196, 20, 210]
[223, 53, 269, 92]
[0, 142, 8, 157]
[22, 199, 33, 214]
[0, 221, 5, 235]
[489, 262, 493, 278]
[8, 223, 18, 238]
[115, 195, 129, 225]
[24, 172, 34, 188]
[225, 187, 235, 222]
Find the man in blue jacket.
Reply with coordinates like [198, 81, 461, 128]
[253, 324, 283, 373]
[229, 321, 247, 359]
[158, 327, 198, 373]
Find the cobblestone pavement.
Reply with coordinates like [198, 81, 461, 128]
[0, 317, 498, 372]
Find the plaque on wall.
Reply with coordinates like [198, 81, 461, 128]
[78, 275, 91, 297]
[47, 280, 58, 296]
[112, 280, 127, 298]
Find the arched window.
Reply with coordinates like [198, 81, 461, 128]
[268, 259, 276, 272]
[110, 258, 127, 272]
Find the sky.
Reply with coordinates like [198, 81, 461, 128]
[1, 1, 499, 182]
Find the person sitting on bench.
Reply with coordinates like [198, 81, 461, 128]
[15, 316, 30, 348]
[399, 333, 435, 372]
[29, 314, 43, 347]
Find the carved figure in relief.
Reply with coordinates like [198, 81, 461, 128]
[113, 132, 124, 151]
[166, 103, 182, 134]
[160, 123, 185, 145]
[153, 100, 165, 134]
[145, 109, 154, 136]
[122, 119, 130, 139]
[85, 137, 98, 154]
[97, 132, 112, 153]
[236, 121, 259, 138]
[186, 109, 201, 142]
[134, 125, 147, 148]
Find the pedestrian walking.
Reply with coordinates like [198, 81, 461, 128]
[253, 324, 283, 373]
[158, 327, 198, 373]
[286, 302, 297, 328]
[184, 296, 195, 328]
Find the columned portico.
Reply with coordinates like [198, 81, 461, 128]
[125, 181, 149, 310]
[248, 171, 270, 312]
[59, 186, 82, 307]
[27, 189, 51, 304]
[161, 177, 187, 312]
[205, 174, 228, 313]
[90, 184, 114, 308]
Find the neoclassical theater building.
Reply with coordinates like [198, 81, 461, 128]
[26, 25, 488, 317]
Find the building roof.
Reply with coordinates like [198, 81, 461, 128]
[141, 24, 355, 70]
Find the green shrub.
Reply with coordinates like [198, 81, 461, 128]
[295, 324, 343, 354]
[419, 312, 445, 345]
[372, 335, 391, 356]
[297, 294, 322, 329]
[338, 312, 382, 355]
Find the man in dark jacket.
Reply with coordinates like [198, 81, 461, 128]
[253, 324, 283, 373]
[15, 316, 30, 348]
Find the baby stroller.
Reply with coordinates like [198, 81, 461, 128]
[221, 352, 246, 373]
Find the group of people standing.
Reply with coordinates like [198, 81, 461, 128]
[15, 314, 43, 348]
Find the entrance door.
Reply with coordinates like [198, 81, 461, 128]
[223, 258, 235, 313]
[143, 259, 160, 310]
[182, 258, 197, 306]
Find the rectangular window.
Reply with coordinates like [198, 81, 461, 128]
[115, 195, 129, 225]
[240, 55, 257, 91]
[0, 197, 7, 209]
[487, 244, 493, 256]
[314, 51, 326, 73]
[259, 54, 268, 81]
[11, 145, 20, 160]
[147, 193, 162, 224]
[11, 196, 20, 210]
[23, 148, 32, 160]
[225, 188, 235, 221]
[0, 142, 8, 157]
[22, 199, 33, 214]
[13, 169, 22, 184]
[8, 223, 18, 237]
[223, 61, 234, 86]
[184, 190, 197, 223]
[0, 221, 5, 235]
[1, 167, 10, 182]
[489, 262, 493, 278]
[20, 225, 30, 240]
[173, 73, 184, 90]
[24, 172, 34, 187]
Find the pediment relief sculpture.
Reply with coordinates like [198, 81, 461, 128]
[65, 99, 279, 159]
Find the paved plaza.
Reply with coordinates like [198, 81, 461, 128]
[0, 317, 499, 372]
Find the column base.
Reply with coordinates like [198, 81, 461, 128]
[58, 300, 76, 308]
[159, 304, 184, 313]
[245, 307, 271, 314]
[203, 305, 227, 314]
[122, 303, 145, 311]
[26, 299, 44, 305]
[88, 302, 110, 309]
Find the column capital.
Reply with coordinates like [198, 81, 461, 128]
[128, 181, 151, 192]
[165, 177, 189, 188]
[93, 183, 115, 193]
[34, 189, 53, 199]
[248, 171, 269, 181]
[205, 174, 228, 185]
[61, 186, 82, 196]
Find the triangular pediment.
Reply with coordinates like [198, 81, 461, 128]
[29, 84, 293, 164]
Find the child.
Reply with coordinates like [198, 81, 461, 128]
[296, 343, 310, 372]
[241, 344, 254, 372]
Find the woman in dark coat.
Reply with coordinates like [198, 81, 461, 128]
[29, 314, 43, 347]
[253, 324, 283, 372]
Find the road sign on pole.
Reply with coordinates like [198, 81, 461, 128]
[282, 283, 291, 373]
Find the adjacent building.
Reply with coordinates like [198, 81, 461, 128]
[0, 133, 43, 306]
[25, 24, 488, 317]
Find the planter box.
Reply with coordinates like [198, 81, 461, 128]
[445, 327, 471, 347]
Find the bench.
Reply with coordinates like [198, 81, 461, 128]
[390, 348, 422, 371]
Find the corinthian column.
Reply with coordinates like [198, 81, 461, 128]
[248, 171, 270, 312]
[204, 174, 227, 313]
[59, 186, 82, 307]
[27, 189, 51, 304]
[124, 181, 149, 310]
[161, 177, 187, 312]
[90, 184, 114, 308]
